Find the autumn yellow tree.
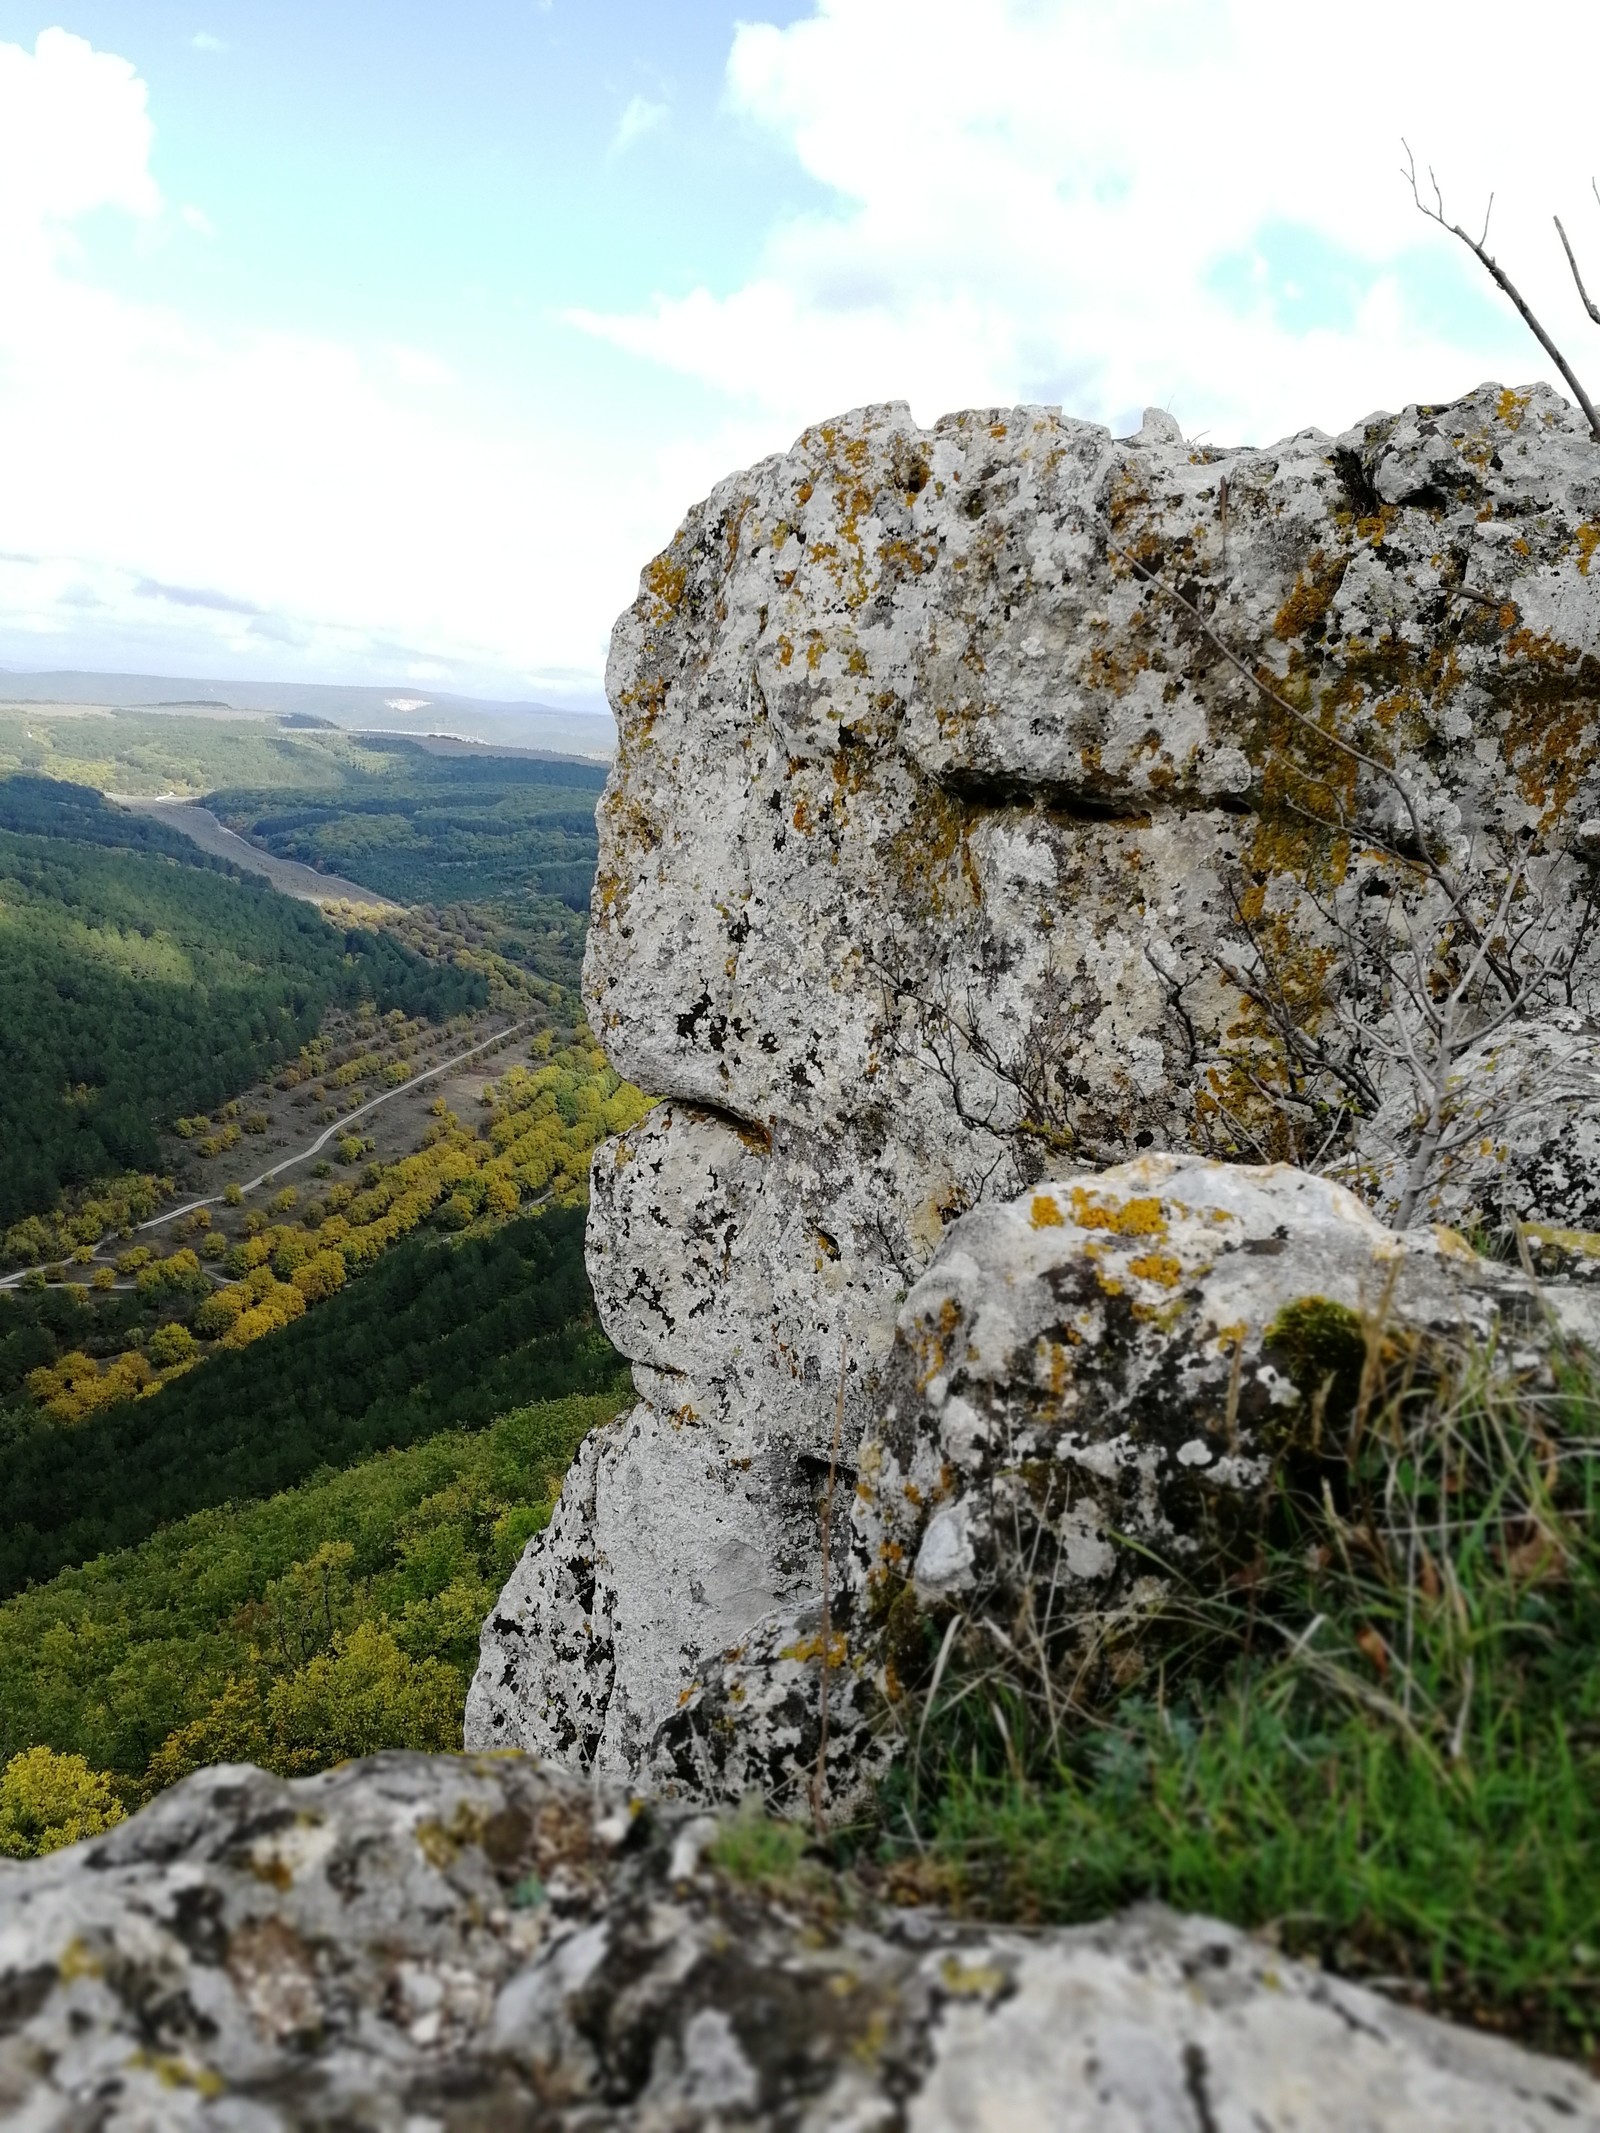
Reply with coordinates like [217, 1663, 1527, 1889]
[0, 1746, 126, 1857]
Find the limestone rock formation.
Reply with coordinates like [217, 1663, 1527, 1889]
[646, 1154, 1565, 1812]
[2, 1750, 1595, 2130]
[469, 382, 1600, 1773]
[852, 1154, 1546, 1630]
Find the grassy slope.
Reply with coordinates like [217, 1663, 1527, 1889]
[887, 1335, 1600, 2060]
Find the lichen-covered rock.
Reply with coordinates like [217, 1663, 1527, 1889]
[645, 1594, 892, 1820]
[648, 1155, 1559, 1808]
[1357, 1010, 1600, 1244]
[851, 1153, 1547, 1710]
[1, 1751, 1595, 2130]
[471, 383, 1600, 1771]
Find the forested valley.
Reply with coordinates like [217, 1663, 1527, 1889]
[0, 779, 483, 1226]
[0, 706, 638, 1853]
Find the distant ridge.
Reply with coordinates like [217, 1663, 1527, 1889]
[0, 668, 615, 760]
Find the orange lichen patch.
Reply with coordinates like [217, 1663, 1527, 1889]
[886, 779, 977, 918]
[1079, 635, 1154, 698]
[644, 552, 688, 616]
[1272, 550, 1348, 641]
[1576, 523, 1600, 577]
[1128, 1249, 1185, 1287]
[1088, 1258, 1126, 1299]
[776, 633, 795, 668]
[912, 1297, 963, 1392]
[796, 479, 815, 506]
[724, 494, 752, 568]
[781, 1633, 850, 1667]
[1496, 386, 1531, 430]
[1068, 1188, 1166, 1237]
[1036, 1337, 1073, 1404]
[1030, 1192, 1065, 1228]
[877, 534, 939, 581]
[1498, 626, 1599, 824]
[806, 634, 826, 671]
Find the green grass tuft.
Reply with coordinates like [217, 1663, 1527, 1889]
[887, 1327, 1600, 2060]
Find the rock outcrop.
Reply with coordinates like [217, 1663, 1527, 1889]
[469, 383, 1600, 1774]
[647, 1153, 1582, 1814]
[2, 1750, 1596, 2129]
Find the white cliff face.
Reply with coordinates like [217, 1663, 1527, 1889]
[468, 384, 1600, 1772]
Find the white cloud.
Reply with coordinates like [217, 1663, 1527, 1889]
[0, 29, 159, 241]
[0, 29, 671, 701]
[190, 31, 225, 53]
[179, 202, 214, 235]
[388, 344, 455, 388]
[611, 93, 667, 156]
[573, 0, 1600, 446]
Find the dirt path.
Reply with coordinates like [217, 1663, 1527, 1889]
[107, 795, 400, 909]
[0, 1021, 528, 1289]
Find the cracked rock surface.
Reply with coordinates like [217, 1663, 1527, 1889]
[468, 383, 1600, 1772]
[1, 1750, 1595, 2130]
[647, 1153, 1575, 1815]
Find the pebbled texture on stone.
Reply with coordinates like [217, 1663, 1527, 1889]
[1, 1751, 1595, 2130]
[648, 1155, 1566, 1812]
[469, 384, 1600, 1772]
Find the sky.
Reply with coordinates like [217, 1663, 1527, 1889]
[1, 2, 1597, 713]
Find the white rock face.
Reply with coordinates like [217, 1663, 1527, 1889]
[2, 1753, 1593, 2130]
[649, 1154, 1551, 1812]
[469, 384, 1600, 1771]
[849, 1154, 1545, 1699]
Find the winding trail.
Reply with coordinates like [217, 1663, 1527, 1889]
[0, 1020, 529, 1290]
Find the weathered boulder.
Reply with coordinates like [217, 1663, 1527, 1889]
[1, 1751, 1595, 2130]
[646, 1154, 1559, 1810]
[854, 1154, 1542, 1629]
[470, 383, 1600, 1772]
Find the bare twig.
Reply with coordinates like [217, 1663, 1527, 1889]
[1402, 141, 1600, 444]
[1555, 215, 1600, 326]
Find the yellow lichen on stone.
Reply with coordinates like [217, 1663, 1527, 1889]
[1068, 1187, 1167, 1237]
[1127, 1249, 1184, 1288]
[644, 552, 687, 616]
[1030, 1192, 1064, 1228]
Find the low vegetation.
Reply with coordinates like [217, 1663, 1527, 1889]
[883, 1319, 1600, 2061]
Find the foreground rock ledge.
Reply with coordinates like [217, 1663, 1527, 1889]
[0, 1753, 1593, 2130]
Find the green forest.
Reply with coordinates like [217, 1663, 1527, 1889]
[0, 707, 606, 912]
[209, 744, 605, 909]
[0, 709, 636, 1866]
[0, 1205, 614, 1594]
[0, 1385, 624, 1791]
[0, 777, 485, 1226]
